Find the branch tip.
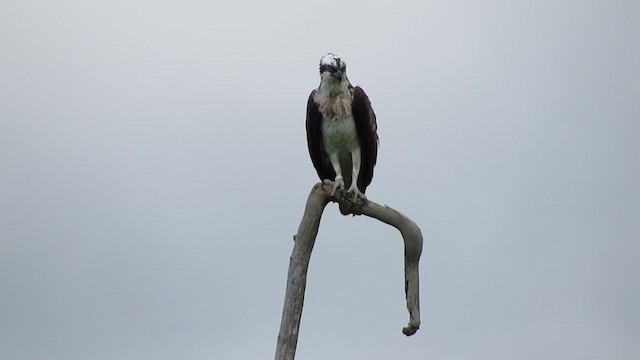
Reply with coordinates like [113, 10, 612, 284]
[402, 324, 420, 336]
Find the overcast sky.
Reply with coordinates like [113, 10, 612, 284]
[1, 1, 639, 359]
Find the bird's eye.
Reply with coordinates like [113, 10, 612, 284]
[319, 64, 338, 73]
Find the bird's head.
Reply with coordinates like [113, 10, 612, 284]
[319, 53, 347, 83]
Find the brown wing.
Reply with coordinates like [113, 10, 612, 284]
[306, 90, 335, 181]
[352, 86, 379, 193]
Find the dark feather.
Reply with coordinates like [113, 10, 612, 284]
[306, 90, 335, 181]
[351, 86, 379, 193]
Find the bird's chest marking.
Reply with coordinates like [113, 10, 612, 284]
[314, 87, 352, 121]
[314, 88, 359, 154]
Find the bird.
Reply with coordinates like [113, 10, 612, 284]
[306, 53, 379, 206]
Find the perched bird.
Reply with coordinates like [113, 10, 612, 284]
[306, 53, 379, 204]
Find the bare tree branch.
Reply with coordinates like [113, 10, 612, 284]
[275, 181, 423, 360]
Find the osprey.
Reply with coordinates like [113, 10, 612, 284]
[306, 53, 379, 204]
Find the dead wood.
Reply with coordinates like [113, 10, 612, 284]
[275, 181, 423, 360]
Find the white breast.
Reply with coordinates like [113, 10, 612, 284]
[314, 85, 360, 189]
[321, 115, 360, 155]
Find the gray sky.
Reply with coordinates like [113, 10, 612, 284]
[1, 0, 639, 359]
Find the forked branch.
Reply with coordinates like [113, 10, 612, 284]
[275, 181, 423, 360]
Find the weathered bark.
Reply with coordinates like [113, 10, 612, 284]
[275, 181, 423, 360]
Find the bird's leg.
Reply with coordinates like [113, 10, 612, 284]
[347, 148, 366, 202]
[328, 152, 344, 196]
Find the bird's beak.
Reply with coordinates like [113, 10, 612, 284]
[331, 70, 342, 80]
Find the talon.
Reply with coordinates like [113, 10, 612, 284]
[331, 177, 345, 196]
[346, 184, 366, 203]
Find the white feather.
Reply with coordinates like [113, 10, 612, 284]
[320, 53, 338, 67]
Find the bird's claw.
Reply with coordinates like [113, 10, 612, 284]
[346, 184, 366, 203]
[331, 178, 345, 196]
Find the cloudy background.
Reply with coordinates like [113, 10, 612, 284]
[1, 0, 639, 359]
